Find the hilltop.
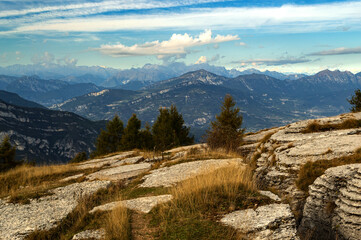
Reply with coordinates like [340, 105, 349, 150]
[0, 112, 360, 239]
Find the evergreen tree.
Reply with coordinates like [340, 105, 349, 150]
[348, 89, 361, 112]
[93, 115, 124, 156]
[121, 113, 141, 150]
[206, 94, 244, 152]
[139, 122, 154, 150]
[0, 135, 17, 172]
[152, 105, 194, 152]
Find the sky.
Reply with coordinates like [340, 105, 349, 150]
[1, 0, 361, 74]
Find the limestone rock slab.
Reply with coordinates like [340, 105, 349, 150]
[87, 163, 151, 181]
[220, 203, 299, 240]
[90, 195, 173, 214]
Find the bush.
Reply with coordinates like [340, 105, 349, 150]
[348, 89, 361, 112]
[0, 135, 18, 172]
[69, 152, 88, 163]
[206, 94, 244, 152]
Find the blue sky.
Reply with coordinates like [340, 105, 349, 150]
[1, 0, 361, 74]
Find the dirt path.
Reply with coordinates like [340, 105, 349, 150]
[131, 211, 156, 240]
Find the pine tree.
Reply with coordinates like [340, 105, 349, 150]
[0, 135, 17, 172]
[152, 108, 173, 152]
[121, 113, 141, 150]
[139, 122, 154, 150]
[93, 115, 124, 156]
[348, 89, 361, 112]
[206, 94, 244, 152]
[152, 105, 194, 152]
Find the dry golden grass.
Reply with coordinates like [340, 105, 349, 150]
[0, 164, 79, 203]
[297, 148, 361, 193]
[104, 200, 131, 240]
[302, 118, 361, 133]
[151, 164, 270, 239]
[169, 164, 255, 211]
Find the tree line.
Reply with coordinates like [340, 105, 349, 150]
[91, 105, 194, 158]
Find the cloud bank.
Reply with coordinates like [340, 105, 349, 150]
[310, 47, 361, 56]
[3, 1, 361, 35]
[95, 30, 239, 58]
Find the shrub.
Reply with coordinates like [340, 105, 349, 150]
[206, 94, 244, 152]
[69, 152, 87, 164]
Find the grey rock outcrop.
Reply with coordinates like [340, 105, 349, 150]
[299, 164, 361, 240]
[0, 181, 110, 240]
[220, 203, 299, 240]
[86, 163, 151, 181]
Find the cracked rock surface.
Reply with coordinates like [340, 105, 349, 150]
[140, 159, 244, 188]
[299, 164, 361, 240]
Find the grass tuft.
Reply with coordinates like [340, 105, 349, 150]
[302, 118, 361, 133]
[296, 150, 361, 193]
[104, 202, 131, 240]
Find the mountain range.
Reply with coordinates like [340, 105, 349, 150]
[51, 69, 361, 139]
[0, 62, 307, 90]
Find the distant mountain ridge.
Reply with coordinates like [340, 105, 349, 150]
[0, 90, 45, 109]
[0, 75, 104, 106]
[0, 99, 105, 164]
[0, 63, 309, 90]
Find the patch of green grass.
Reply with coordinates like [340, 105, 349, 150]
[296, 150, 361, 193]
[121, 186, 169, 200]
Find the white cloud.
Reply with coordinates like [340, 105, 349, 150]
[239, 42, 246, 46]
[195, 56, 207, 64]
[3, 1, 361, 34]
[31, 51, 55, 65]
[95, 30, 239, 58]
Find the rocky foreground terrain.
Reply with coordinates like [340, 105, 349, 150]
[1, 112, 361, 240]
